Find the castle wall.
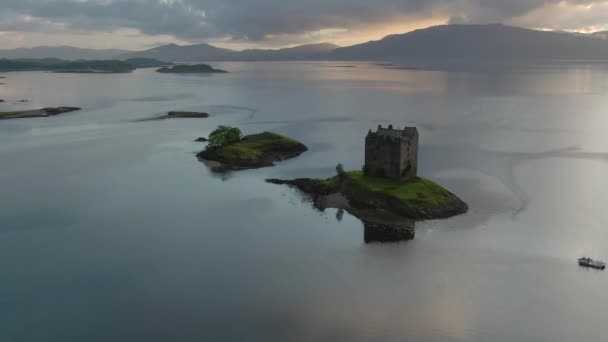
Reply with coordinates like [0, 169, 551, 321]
[365, 136, 403, 179]
[365, 128, 418, 182]
[399, 135, 418, 180]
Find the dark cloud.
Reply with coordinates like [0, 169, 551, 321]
[0, 0, 605, 42]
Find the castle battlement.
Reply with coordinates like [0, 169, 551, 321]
[364, 124, 418, 182]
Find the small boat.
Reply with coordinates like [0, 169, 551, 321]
[578, 257, 606, 270]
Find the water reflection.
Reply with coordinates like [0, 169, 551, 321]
[336, 209, 416, 243]
[363, 218, 416, 243]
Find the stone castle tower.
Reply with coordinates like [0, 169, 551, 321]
[364, 124, 419, 182]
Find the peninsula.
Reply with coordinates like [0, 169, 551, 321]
[197, 126, 308, 170]
[156, 64, 227, 74]
[0, 107, 81, 120]
[0, 58, 135, 73]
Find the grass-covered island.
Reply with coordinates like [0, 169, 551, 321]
[0, 107, 81, 120]
[267, 168, 468, 221]
[197, 126, 308, 170]
[0, 58, 135, 73]
[157, 64, 227, 74]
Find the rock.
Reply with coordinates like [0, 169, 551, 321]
[168, 111, 209, 118]
[0, 99, 4, 103]
[267, 178, 335, 198]
[195, 137, 209, 142]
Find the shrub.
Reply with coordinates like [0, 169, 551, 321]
[207, 126, 242, 148]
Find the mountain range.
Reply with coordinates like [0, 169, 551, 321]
[1, 24, 608, 62]
[116, 43, 339, 62]
[326, 24, 608, 61]
[592, 31, 608, 40]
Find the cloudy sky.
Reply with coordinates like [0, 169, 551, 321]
[1, 0, 607, 50]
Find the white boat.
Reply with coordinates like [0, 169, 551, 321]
[578, 257, 606, 270]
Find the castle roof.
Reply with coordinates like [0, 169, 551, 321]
[371, 125, 418, 139]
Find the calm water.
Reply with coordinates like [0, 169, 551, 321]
[1, 62, 608, 341]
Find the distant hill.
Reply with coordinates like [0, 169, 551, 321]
[325, 24, 608, 61]
[124, 58, 172, 68]
[6, 25, 608, 63]
[0, 58, 135, 73]
[0, 46, 130, 60]
[118, 43, 235, 62]
[592, 31, 608, 40]
[232, 43, 339, 61]
[118, 43, 339, 62]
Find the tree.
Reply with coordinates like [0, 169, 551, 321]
[207, 126, 242, 148]
[336, 163, 346, 180]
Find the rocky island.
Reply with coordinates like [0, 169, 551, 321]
[0, 107, 81, 120]
[267, 125, 468, 242]
[267, 171, 468, 221]
[156, 64, 227, 74]
[197, 126, 308, 170]
[168, 111, 209, 118]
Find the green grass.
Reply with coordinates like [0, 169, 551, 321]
[320, 177, 340, 190]
[217, 132, 302, 161]
[0, 112, 15, 117]
[342, 171, 456, 208]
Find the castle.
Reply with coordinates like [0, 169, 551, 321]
[364, 125, 419, 182]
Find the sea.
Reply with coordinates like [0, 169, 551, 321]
[1, 61, 608, 341]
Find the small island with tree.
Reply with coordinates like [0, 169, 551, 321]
[197, 126, 308, 170]
[156, 64, 228, 74]
[267, 125, 468, 240]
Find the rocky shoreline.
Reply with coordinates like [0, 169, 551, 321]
[198, 140, 307, 170]
[0, 107, 81, 120]
[267, 177, 469, 225]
